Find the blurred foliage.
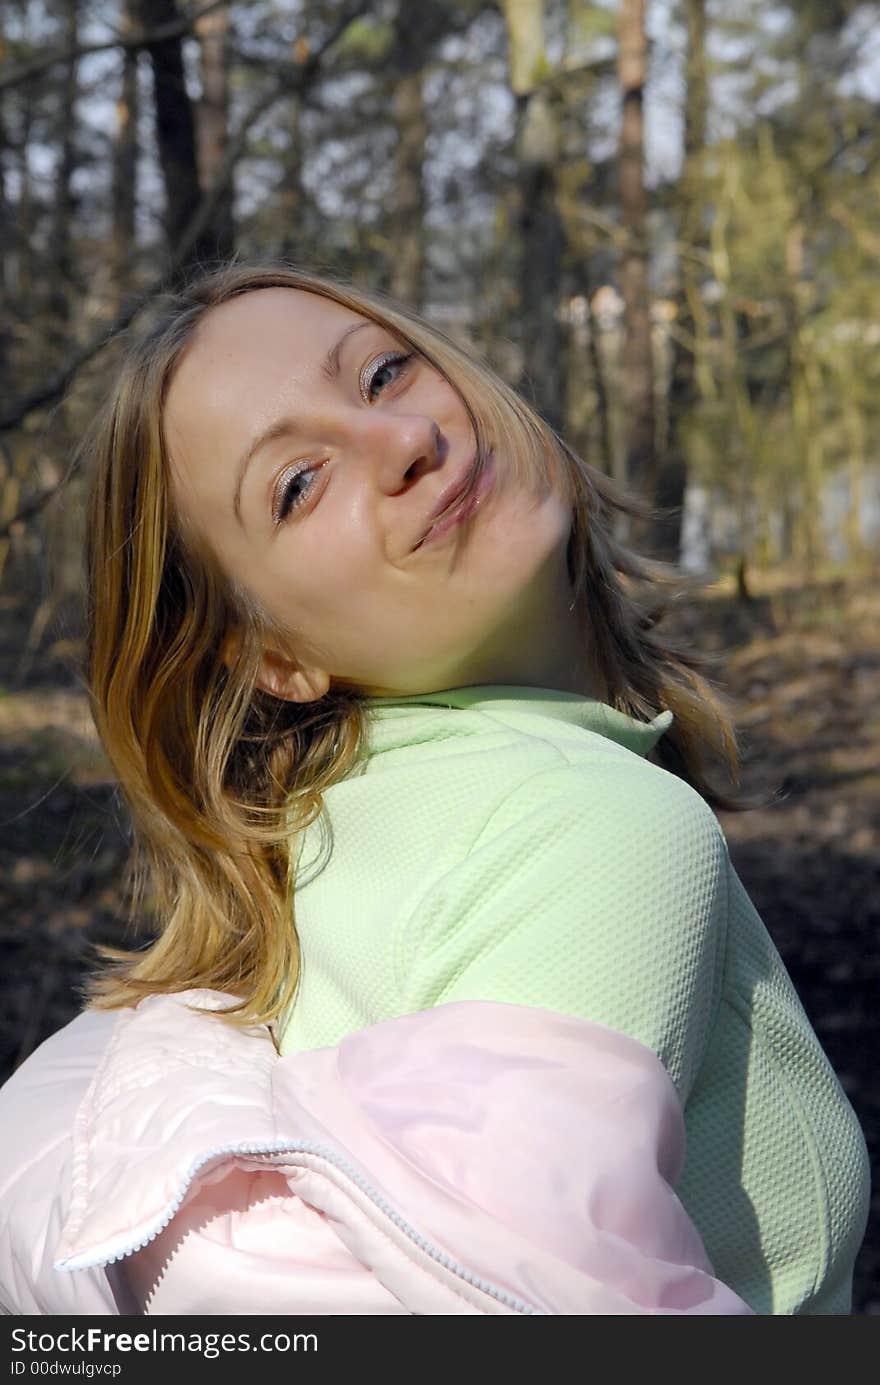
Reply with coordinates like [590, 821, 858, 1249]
[1, 0, 877, 584]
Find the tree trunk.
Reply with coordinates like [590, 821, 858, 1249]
[0, 0, 12, 373]
[135, 0, 215, 279]
[278, 96, 304, 262]
[554, 6, 614, 476]
[502, 0, 566, 433]
[389, 70, 426, 305]
[583, 278, 614, 477]
[617, 0, 655, 504]
[0, 0, 12, 583]
[388, 7, 427, 305]
[46, 0, 80, 338]
[112, 2, 139, 295]
[389, 2, 456, 306]
[195, 2, 234, 260]
[654, 0, 706, 562]
[800, 351, 826, 575]
[279, 91, 311, 261]
[712, 169, 758, 593]
[842, 386, 866, 565]
[785, 222, 825, 576]
[12, 85, 35, 300]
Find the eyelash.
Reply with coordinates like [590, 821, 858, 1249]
[360, 349, 414, 403]
[271, 349, 415, 527]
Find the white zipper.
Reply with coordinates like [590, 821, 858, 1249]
[57, 1137, 543, 1315]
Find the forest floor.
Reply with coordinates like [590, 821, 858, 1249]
[1, 565, 878, 1313]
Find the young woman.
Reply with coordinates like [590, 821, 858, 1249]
[0, 262, 869, 1316]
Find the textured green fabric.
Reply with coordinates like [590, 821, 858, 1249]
[278, 684, 870, 1315]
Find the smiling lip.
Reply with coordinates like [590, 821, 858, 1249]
[417, 453, 496, 548]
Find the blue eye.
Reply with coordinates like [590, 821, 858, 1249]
[364, 351, 414, 401]
[272, 462, 323, 526]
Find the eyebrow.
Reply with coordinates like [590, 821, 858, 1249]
[232, 320, 375, 524]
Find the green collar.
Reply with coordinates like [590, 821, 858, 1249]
[365, 685, 673, 758]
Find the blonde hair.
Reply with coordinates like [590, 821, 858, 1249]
[82, 259, 741, 1025]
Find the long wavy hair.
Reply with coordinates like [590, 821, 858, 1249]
[81, 259, 741, 1026]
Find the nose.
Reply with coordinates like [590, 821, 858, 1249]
[366, 413, 447, 493]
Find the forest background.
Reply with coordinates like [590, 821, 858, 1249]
[1, 0, 878, 1312]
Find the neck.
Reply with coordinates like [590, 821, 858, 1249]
[436, 555, 608, 702]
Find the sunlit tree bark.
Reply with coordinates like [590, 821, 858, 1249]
[388, 3, 448, 306]
[277, 93, 304, 261]
[195, 2, 234, 260]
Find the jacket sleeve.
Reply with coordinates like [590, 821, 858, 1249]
[396, 760, 728, 1100]
[0, 1011, 121, 1315]
[66, 999, 753, 1315]
[6, 991, 750, 1316]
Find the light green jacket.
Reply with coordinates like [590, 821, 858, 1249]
[279, 685, 870, 1314]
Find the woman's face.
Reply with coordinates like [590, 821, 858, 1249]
[164, 287, 580, 700]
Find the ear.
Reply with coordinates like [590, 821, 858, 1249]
[254, 649, 331, 703]
[220, 631, 331, 703]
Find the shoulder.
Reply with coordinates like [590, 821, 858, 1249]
[470, 752, 729, 879]
[405, 754, 731, 962]
[400, 758, 731, 1088]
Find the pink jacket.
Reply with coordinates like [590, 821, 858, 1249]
[0, 992, 752, 1315]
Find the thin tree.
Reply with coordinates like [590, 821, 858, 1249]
[388, 2, 451, 306]
[45, 0, 80, 341]
[654, 0, 707, 562]
[616, 0, 656, 509]
[135, 0, 220, 278]
[112, 1, 140, 297]
[195, 1, 234, 261]
[501, 0, 566, 432]
[0, 0, 13, 374]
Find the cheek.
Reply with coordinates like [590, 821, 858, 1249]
[248, 539, 373, 650]
[476, 484, 568, 565]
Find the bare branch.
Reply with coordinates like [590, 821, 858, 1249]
[0, 0, 228, 94]
[0, 0, 371, 540]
